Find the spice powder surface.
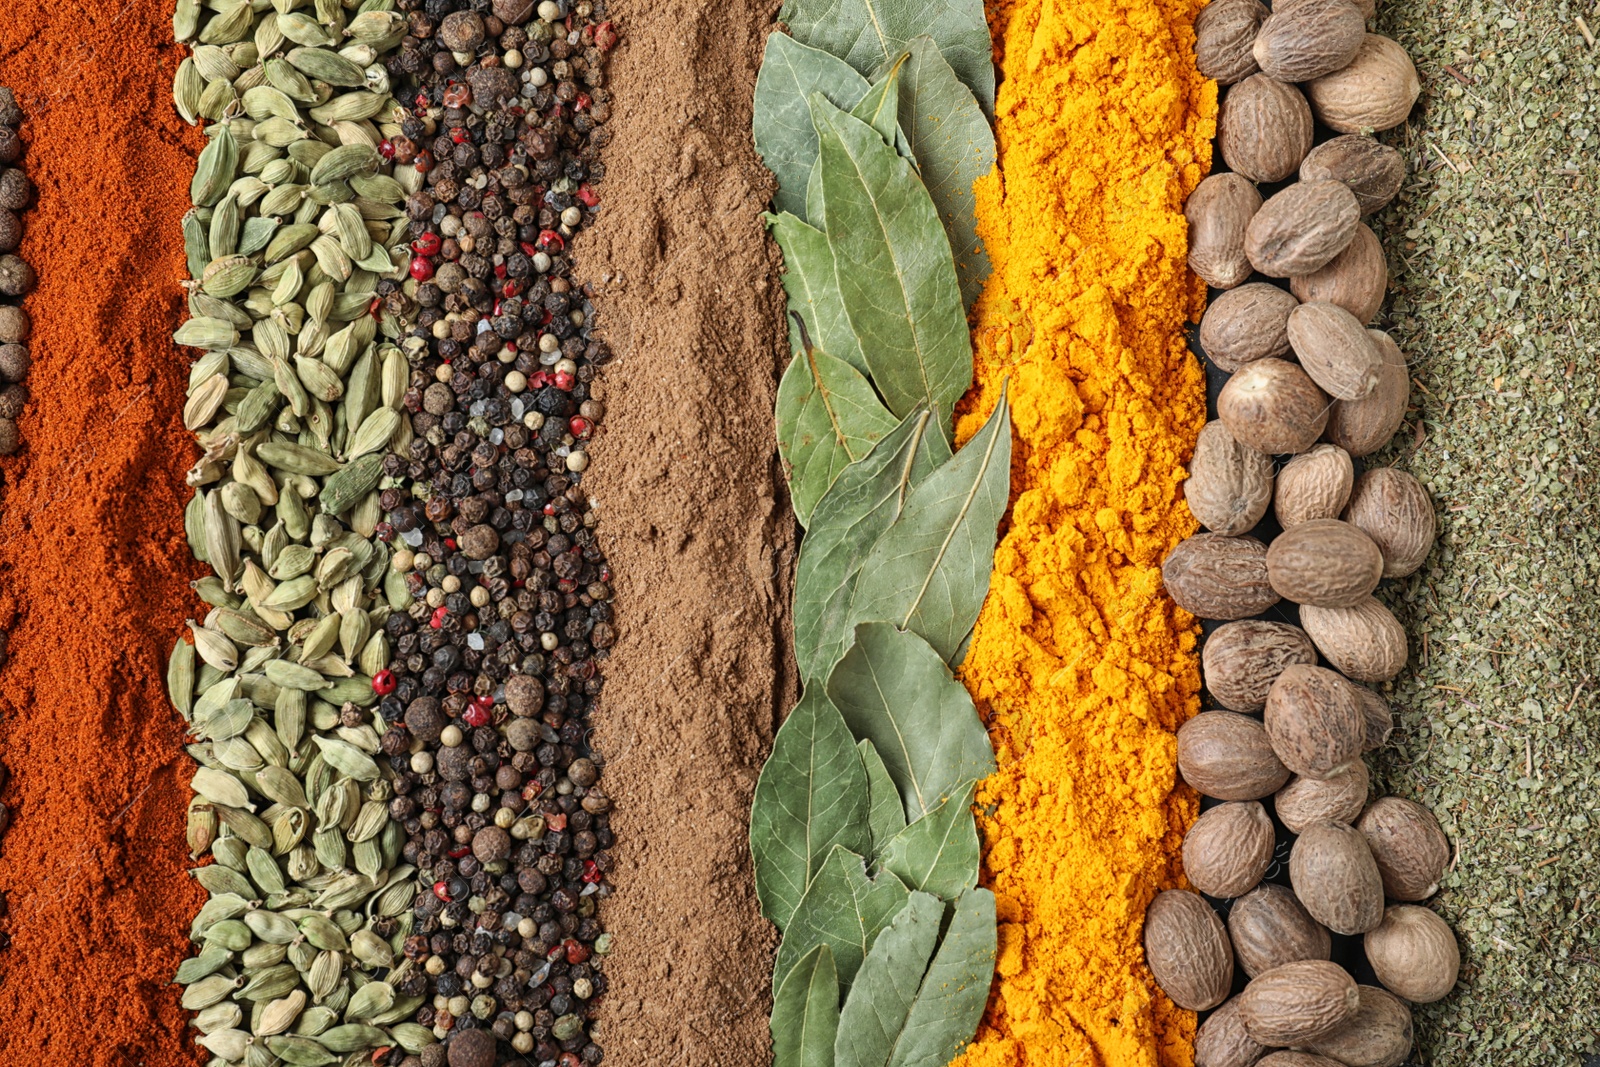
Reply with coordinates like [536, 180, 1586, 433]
[949, 0, 1215, 1064]
[0, 4, 205, 1065]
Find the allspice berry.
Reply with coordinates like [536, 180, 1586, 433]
[0, 88, 19, 127]
[461, 523, 500, 560]
[0, 416, 18, 456]
[0, 168, 29, 212]
[0, 383, 26, 419]
[507, 717, 541, 752]
[0, 209, 19, 255]
[505, 672, 545, 716]
[0, 254, 34, 297]
[446, 1028, 496, 1067]
[0, 126, 18, 167]
[0, 343, 28, 383]
[493, 0, 536, 23]
[0, 305, 29, 344]
[404, 696, 446, 743]
[438, 11, 487, 52]
[472, 824, 512, 864]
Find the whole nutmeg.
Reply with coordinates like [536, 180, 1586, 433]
[1275, 760, 1369, 834]
[1306, 985, 1415, 1067]
[1358, 796, 1450, 901]
[472, 824, 512, 863]
[1218, 75, 1314, 183]
[0, 126, 19, 166]
[1199, 283, 1298, 372]
[0, 416, 18, 456]
[1182, 800, 1275, 898]
[0, 253, 35, 297]
[1252, 0, 1367, 82]
[460, 523, 500, 560]
[1363, 904, 1459, 1003]
[1307, 35, 1421, 134]
[1217, 358, 1331, 455]
[504, 672, 545, 716]
[1286, 301, 1382, 401]
[1228, 883, 1332, 979]
[0, 304, 27, 343]
[1290, 821, 1385, 935]
[1177, 710, 1292, 801]
[1203, 619, 1318, 713]
[1344, 467, 1435, 578]
[1237, 959, 1360, 1046]
[446, 1027, 496, 1067]
[1265, 518, 1384, 609]
[1258, 1053, 1345, 1067]
[1275, 444, 1354, 528]
[1353, 683, 1393, 750]
[1326, 329, 1409, 458]
[0, 168, 30, 212]
[1162, 533, 1279, 621]
[1299, 596, 1407, 682]
[0, 208, 19, 254]
[1142, 889, 1234, 1010]
[1195, 0, 1269, 84]
[1300, 135, 1406, 215]
[0, 342, 29, 383]
[1291, 223, 1387, 324]
[438, 11, 487, 52]
[0, 382, 26, 419]
[1187, 172, 1263, 290]
[1246, 180, 1361, 278]
[1195, 996, 1270, 1067]
[1264, 663, 1366, 778]
[1186, 419, 1274, 536]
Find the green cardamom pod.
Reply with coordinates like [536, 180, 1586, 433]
[175, 944, 234, 987]
[318, 454, 383, 517]
[176, 317, 242, 352]
[182, 973, 246, 1012]
[169, 637, 197, 720]
[192, 124, 240, 208]
[240, 962, 302, 1002]
[319, 1022, 388, 1053]
[188, 620, 240, 673]
[174, 58, 206, 126]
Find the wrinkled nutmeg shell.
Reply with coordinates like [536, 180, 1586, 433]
[1218, 358, 1330, 455]
[1200, 283, 1299, 372]
[1344, 467, 1435, 578]
[1196, 0, 1270, 85]
[1203, 619, 1318, 713]
[1300, 135, 1406, 216]
[1265, 518, 1384, 609]
[1228, 883, 1333, 979]
[1162, 533, 1279, 620]
[1275, 444, 1354, 528]
[1290, 821, 1386, 935]
[1143, 889, 1234, 1011]
[1219, 75, 1314, 184]
[1177, 710, 1292, 801]
[1325, 330, 1409, 457]
[1186, 419, 1274, 536]
[1188, 172, 1263, 290]
[1246, 180, 1361, 279]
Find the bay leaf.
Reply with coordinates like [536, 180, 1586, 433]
[812, 95, 971, 424]
[825, 623, 994, 820]
[772, 944, 841, 1067]
[750, 689, 873, 932]
[774, 844, 910, 994]
[891, 37, 994, 311]
[755, 34, 872, 220]
[793, 409, 949, 687]
[833, 892, 942, 1067]
[886, 887, 996, 1067]
[852, 55, 904, 147]
[878, 780, 979, 901]
[846, 390, 1011, 663]
[777, 339, 898, 527]
[779, 0, 995, 116]
[859, 739, 907, 859]
[768, 212, 868, 376]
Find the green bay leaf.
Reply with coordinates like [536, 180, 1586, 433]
[775, 845, 911, 994]
[750, 690, 874, 931]
[773, 944, 841, 1067]
[834, 892, 943, 1067]
[886, 888, 997, 1067]
[879, 780, 979, 900]
[755, 34, 872, 220]
[825, 624, 995, 820]
[859, 739, 907, 859]
[768, 211, 868, 375]
[777, 342, 898, 527]
[812, 95, 972, 425]
[794, 410, 950, 687]
[779, 0, 994, 116]
[846, 390, 1011, 664]
[893, 37, 995, 311]
[852, 54, 904, 147]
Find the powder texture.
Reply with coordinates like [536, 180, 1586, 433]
[573, 2, 795, 1065]
[0, 4, 205, 1065]
[948, 0, 1215, 1064]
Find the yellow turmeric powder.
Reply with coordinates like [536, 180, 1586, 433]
[947, 0, 1216, 1065]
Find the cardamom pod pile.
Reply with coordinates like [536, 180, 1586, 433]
[0, 84, 32, 460]
[168, 1, 615, 1066]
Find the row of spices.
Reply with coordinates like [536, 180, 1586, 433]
[1147, 5, 1461, 1066]
[166, 1, 617, 1065]
[0, 85, 32, 458]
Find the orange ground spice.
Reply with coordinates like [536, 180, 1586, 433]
[0, 7, 204, 1064]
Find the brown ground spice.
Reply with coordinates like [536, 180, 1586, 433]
[0, 3, 204, 1064]
[575, 0, 792, 1064]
